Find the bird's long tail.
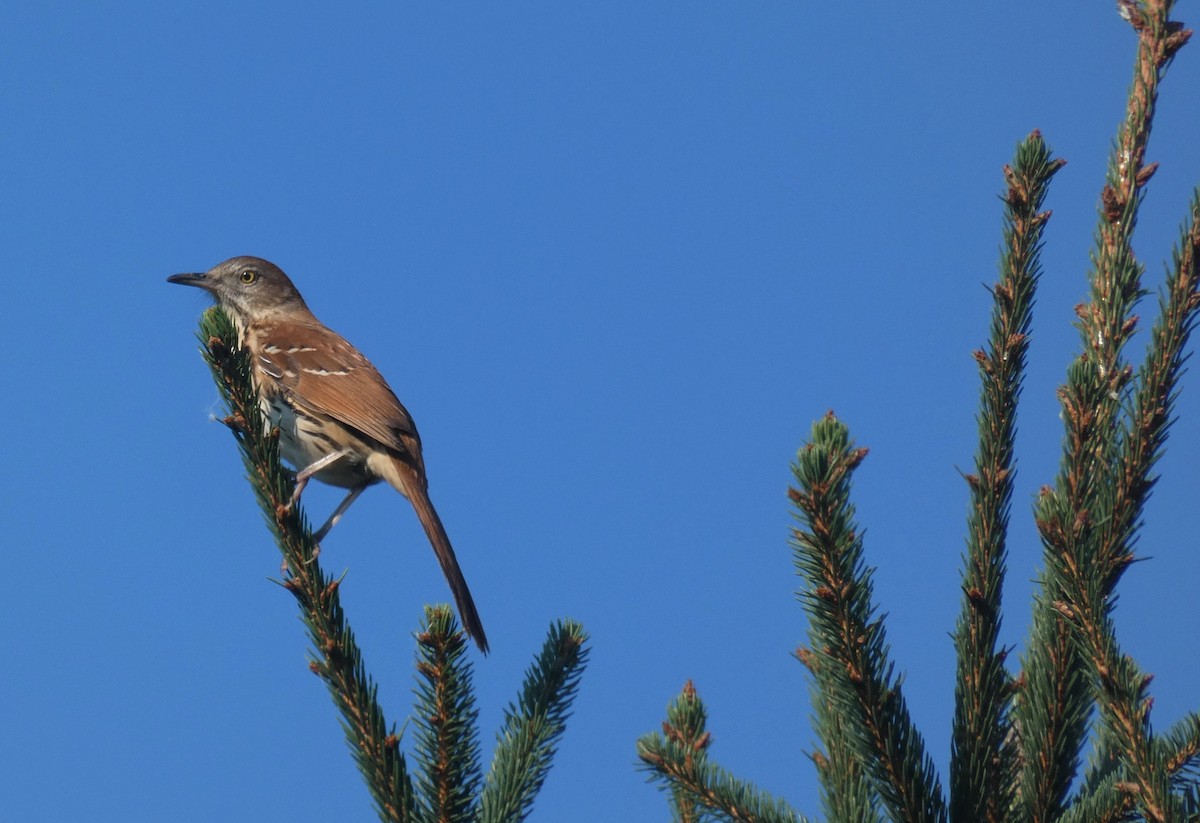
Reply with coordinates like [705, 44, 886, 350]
[386, 459, 489, 653]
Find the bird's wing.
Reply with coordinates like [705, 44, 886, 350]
[254, 321, 425, 471]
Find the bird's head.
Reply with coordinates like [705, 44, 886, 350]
[167, 256, 309, 323]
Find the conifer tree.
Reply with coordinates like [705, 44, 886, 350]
[639, 3, 1200, 820]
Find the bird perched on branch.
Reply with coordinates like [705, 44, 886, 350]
[169, 256, 488, 653]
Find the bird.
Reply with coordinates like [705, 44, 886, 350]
[168, 256, 488, 653]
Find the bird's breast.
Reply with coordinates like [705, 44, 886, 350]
[262, 394, 374, 489]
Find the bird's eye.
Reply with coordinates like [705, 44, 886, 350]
[240, 269, 258, 284]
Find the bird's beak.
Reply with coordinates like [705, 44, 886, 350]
[166, 271, 215, 291]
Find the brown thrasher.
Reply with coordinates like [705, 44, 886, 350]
[169, 256, 488, 653]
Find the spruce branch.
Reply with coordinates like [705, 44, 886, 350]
[1015, 597, 1094, 822]
[1021, 5, 1195, 821]
[1058, 772, 1138, 823]
[637, 682, 809, 823]
[949, 131, 1064, 823]
[1161, 713, 1200, 789]
[1104, 191, 1200, 578]
[662, 681, 710, 823]
[477, 620, 589, 823]
[198, 306, 416, 822]
[413, 605, 482, 823]
[634, 7, 1198, 807]
[790, 413, 947, 823]
[1033, 0, 1189, 594]
[797, 645, 882, 823]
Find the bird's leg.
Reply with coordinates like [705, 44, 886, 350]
[285, 449, 351, 511]
[312, 484, 369, 543]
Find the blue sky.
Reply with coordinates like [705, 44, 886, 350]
[3, 3, 1199, 821]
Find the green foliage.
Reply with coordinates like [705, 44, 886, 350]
[951, 132, 1064, 823]
[479, 619, 589, 823]
[413, 606, 483, 823]
[637, 683, 810, 823]
[639, 3, 1200, 821]
[661, 683, 712, 823]
[791, 416, 946, 823]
